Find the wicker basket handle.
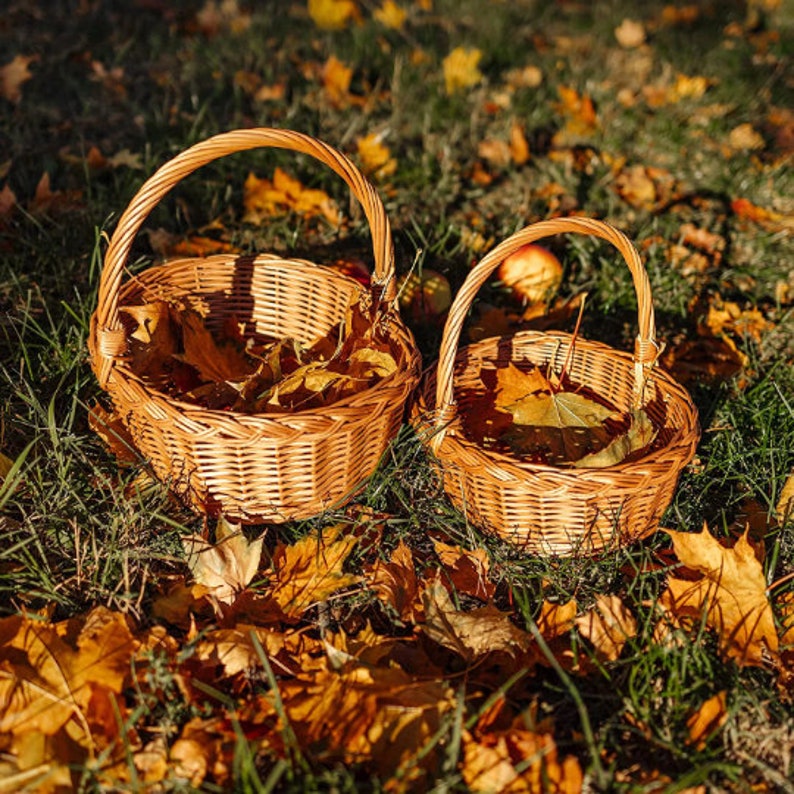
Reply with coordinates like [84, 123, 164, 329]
[432, 216, 658, 449]
[92, 128, 395, 387]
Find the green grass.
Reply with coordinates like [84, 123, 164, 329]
[1, 0, 793, 791]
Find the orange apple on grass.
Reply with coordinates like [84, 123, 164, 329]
[497, 244, 563, 305]
[397, 269, 452, 324]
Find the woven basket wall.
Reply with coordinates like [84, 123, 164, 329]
[89, 128, 420, 522]
[413, 217, 699, 556]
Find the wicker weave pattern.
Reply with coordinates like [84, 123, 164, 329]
[89, 129, 420, 521]
[413, 217, 699, 555]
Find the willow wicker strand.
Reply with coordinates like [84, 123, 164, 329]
[89, 128, 420, 522]
[414, 217, 699, 555]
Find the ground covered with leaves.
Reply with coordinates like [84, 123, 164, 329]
[1, 0, 793, 791]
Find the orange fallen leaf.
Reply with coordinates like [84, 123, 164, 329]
[421, 578, 532, 660]
[553, 85, 598, 144]
[0, 55, 37, 103]
[462, 718, 583, 794]
[443, 47, 483, 95]
[661, 524, 779, 666]
[509, 119, 530, 165]
[366, 540, 423, 623]
[357, 133, 397, 180]
[661, 335, 747, 384]
[575, 594, 638, 662]
[270, 524, 361, 618]
[731, 197, 794, 233]
[536, 599, 577, 640]
[686, 691, 728, 750]
[0, 607, 138, 740]
[243, 168, 341, 226]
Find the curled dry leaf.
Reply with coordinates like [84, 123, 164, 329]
[776, 469, 794, 524]
[660, 524, 779, 666]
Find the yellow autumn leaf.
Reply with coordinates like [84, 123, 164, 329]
[356, 133, 397, 180]
[373, 0, 407, 30]
[270, 525, 361, 618]
[776, 469, 794, 523]
[308, 0, 359, 30]
[575, 594, 638, 661]
[661, 524, 779, 666]
[443, 47, 483, 95]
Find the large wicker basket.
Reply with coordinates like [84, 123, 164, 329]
[413, 217, 699, 555]
[89, 128, 420, 522]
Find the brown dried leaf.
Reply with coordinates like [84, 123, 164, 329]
[536, 599, 577, 640]
[432, 539, 496, 601]
[776, 470, 794, 524]
[365, 540, 423, 623]
[87, 403, 138, 465]
[661, 524, 779, 666]
[0, 55, 37, 103]
[178, 309, 255, 383]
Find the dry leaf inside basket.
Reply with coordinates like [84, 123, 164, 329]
[460, 362, 656, 467]
[119, 296, 397, 413]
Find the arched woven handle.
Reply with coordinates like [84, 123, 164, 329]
[92, 128, 395, 388]
[431, 216, 658, 451]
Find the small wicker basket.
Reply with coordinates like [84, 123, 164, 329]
[89, 128, 420, 522]
[413, 217, 699, 555]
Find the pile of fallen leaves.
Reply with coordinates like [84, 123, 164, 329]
[461, 361, 656, 468]
[0, 512, 791, 791]
[119, 296, 397, 412]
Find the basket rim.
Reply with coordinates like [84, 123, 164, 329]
[413, 330, 699, 478]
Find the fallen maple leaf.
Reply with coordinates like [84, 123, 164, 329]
[183, 516, 264, 605]
[503, 387, 618, 463]
[432, 539, 496, 601]
[356, 133, 397, 181]
[731, 197, 794, 233]
[0, 607, 137, 740]
[536, 599, 577, 640]
[270, 524, 361, 618]
[573, 408, 656, 468]
[660, 524, 779, 666]
[366, 540, 423, 623]
[374, 0, 407, 30]
[178, 309, 255, 384]
[575, 594, 638, 662]
[686, 691, 728, 750]
[243, 168, 341, 226]
[0, 55, 37, 103]
[308, 0, 360, 30]
[421, 579, 532, 660]
[462, 717, 583, 794]
[443, 47, 483, 95]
